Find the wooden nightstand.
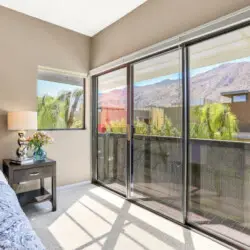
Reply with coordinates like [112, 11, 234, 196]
[2, 159, 57, 211]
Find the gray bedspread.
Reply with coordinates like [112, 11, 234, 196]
[0, 181, 45, 250]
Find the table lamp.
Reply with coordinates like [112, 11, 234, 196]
[8, 111, 37, 163]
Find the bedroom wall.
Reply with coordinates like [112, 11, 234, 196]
[0, 6, 91, 187]
[91, 0, 250, 69]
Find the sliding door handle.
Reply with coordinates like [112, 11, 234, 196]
[127, 124, 131, 141]
[127, 125, 135, 141]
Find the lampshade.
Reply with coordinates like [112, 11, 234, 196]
[8, 111, 37, 131]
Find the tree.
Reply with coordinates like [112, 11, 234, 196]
[67, 89, 83, 128]
[190, 103, 238, 140]
[38, 95, 66, 129]
[134, 119, 148, 135]
[105, 119, 127, 133]
[104, 116, 181, 136]
[101, 103, 238, 141]
[151, 116, 180, 137]
[38, 89, 83, 129]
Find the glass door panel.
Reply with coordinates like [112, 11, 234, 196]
[97, 68, 127, 194]
[131, 49, 184, 222]
[188, 26, 250, 247]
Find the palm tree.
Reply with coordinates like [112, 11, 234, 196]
[38, 95, 65, 129]
[38, 89, 83, 129]
[190, 103, 238, 140]
[67, 89, 83, 128]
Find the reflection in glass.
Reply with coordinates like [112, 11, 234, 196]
[188, 26, 250, 246]
[131, 50, 183, 222]
[97, 68, 127, 194]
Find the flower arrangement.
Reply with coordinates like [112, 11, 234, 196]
[27, 132, 53, 161]
[27, 132, 53, 150]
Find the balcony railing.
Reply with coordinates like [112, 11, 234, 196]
[97, 132, 250, 227]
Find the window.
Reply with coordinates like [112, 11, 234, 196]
[232, 94, 247, 103]
[221, 90, 248, 103]
[37, 68, 85, 130]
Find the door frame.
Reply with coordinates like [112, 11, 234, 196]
[92, 66, 130, 197]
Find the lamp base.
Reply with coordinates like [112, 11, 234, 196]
[16, 130, 28, 159]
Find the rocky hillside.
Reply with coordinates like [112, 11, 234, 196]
[98, 61, 250, 109]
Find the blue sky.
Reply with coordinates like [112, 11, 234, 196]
[98, 56, 250, 94]
[190, 56, 250, 77]
[38, 56, 250, 96]
[37, 80, 82, 97]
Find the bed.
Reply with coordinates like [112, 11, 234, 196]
[0, 170, 7, 184]
[0, 170, 45, 250]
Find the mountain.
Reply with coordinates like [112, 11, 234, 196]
[98, 88, 127, 108]
[98, 61, 250, 109]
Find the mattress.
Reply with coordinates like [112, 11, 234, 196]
[0, 170, 7, 184]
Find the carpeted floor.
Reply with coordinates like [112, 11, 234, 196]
[23, 183, 232, 250]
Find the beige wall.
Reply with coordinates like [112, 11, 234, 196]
[0, 6, 91, 187]
[91, 0, 250, 69]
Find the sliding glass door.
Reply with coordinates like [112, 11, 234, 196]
[187, 25, 250, 247]
[96, 68, 127, 194]
[93, 23, 250, 249]
[130, 49, 184, 222]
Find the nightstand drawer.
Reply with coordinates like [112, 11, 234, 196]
[13, 166, 53, 183]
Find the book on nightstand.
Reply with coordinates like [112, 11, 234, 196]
[10, 158, 34, 165]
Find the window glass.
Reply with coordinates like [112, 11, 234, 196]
[97, 68, 127, 194]
[131, 50, 183, 222]
[233, 95, 247, 103]
[37, 69, 85, 130]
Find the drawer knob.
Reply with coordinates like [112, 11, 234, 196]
[29, 172, 40, 176]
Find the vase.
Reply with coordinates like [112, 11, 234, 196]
[33, 147, 47, 161]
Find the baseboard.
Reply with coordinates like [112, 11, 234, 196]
[57, 180, 91, 190]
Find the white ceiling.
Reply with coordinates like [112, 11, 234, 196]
[0, 0, 146, 37]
